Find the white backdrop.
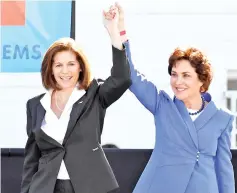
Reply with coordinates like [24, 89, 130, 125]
[0, 0, 237, 148]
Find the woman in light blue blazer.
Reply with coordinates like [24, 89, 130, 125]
[105, 3, 235, 193]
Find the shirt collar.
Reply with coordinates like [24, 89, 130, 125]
[40, 86, 85, 113]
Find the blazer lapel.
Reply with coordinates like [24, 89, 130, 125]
[35, 103, 46, 132]
[194, 101, 218, 130]
[174, 98, 198, 148]
[62, 80, 98, 145]
[34, 103, 62, 147]
[62, 94, 89, 145]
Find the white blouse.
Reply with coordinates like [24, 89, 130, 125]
[40, 87, 85, 179]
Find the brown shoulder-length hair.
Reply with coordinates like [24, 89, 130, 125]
[168, 47, 213, 92]
[41, 37, 92, 90]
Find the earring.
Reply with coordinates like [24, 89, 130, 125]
[200, 86, 205, 93]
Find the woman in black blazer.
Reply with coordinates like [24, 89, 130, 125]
[20, 6, 131, 193]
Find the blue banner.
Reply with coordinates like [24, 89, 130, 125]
[0, 1, 72, 72]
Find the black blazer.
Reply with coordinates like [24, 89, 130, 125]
[20, 46, 131, 193]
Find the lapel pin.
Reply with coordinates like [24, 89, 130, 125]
[92, 147, 99, 151]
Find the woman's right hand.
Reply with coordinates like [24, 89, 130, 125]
[115, 2, 125, 31]
[114, 2, 128, 43]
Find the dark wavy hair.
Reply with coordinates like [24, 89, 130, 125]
[168, 47, 212, 92]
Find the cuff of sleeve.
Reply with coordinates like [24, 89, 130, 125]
[122, 40, 129, 47]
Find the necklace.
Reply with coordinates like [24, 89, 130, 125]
[55, 91, 64, 112]
[188, 95, 205, 116]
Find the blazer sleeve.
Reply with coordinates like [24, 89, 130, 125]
[123, 40, 160, 115]
[215, 115, 235, 193]
[98, 45, 132, 108]
[20, 100, 41, 193]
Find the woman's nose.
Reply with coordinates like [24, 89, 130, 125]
[175, 76, 183, 84]
[61, 65, 69, 73]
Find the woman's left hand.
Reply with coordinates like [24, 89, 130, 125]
[103, 5, 123, 50]
[103, 5, 118, 33]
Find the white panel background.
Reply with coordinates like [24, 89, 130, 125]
[0, 0, 237, 148]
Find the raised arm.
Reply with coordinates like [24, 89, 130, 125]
[98, 7, 131, 108]
[21, 100, 41, 193]
[215, 115, 235, 193]
[116, 3, 160, 114]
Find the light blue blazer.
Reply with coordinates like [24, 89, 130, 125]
[123, 41, 235, 193]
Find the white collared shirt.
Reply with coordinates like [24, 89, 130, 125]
[40, 87, 85, 179]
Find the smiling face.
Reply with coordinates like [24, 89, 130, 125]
[52, 50, 81, 90]
[170, 59, 203, 101]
